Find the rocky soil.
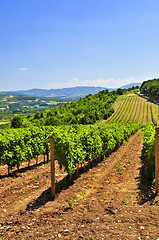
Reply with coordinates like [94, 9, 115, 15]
[0, 131, 159, 240]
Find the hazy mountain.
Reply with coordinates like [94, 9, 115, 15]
[121, 83, 141, 89]
[0, 83, 141, 99]
[0, 86, 113, 99]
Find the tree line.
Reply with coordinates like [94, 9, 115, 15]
[11, 88, 135, 128]
[140, 78, 159, 101]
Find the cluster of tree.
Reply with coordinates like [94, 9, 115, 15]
[28, 88, 134, 127]
[10, 87, 138, 128]
[0, 94, 63, 121]
[140, 78, 159, 101]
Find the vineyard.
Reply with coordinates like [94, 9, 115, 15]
[108, 93, 158, 126]
[0, 123, 139, 175]
[0, 92, 158, 180]
[0, 90, 159, 239]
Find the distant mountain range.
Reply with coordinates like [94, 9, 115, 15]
[0, 83, 141, 100]
[120, 83, 141, 89]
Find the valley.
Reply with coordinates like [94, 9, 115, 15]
[0, 80, 159, 239]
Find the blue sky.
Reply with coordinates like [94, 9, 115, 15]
[0, 0, 159, 90]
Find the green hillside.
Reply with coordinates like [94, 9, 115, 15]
[0, 85, 157, 180]
[0, 94, 63, 122]
[108, 93, 159, 126]
[23, 88, 133, 127]
[140, 78, 159, 101]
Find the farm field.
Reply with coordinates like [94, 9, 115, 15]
[0, 94, 64, 122]
[108, 93, 159, 126]
[0, 92, 159, 239]
[0, 131, 159, 239]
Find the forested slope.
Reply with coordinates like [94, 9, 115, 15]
[140, 78, 159, 101]
[14, 88, 133, 127]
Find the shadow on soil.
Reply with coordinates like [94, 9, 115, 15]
[0, 159, 49, 180]
[25, 158, 100, 212]
[137, 155, 156, 205]
[25, 145, 157, 211]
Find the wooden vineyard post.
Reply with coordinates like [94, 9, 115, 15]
[50, 138, 55, 199]
[76, 163, 79, 177]
[155, 127, 159, 195]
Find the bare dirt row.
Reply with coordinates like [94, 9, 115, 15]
[0, 131, 159, 240]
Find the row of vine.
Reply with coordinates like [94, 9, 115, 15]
[0, 123, 139, 175]
[143, 124, 156, 179]
[109, 95, 156, 125]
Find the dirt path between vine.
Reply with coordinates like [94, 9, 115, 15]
[117, 98, 130, 122]
[125, 97, 136, 122]
[0, 131, 159, 240]
[148, 104, 153, 124]
[128, 98, 138, 122]
[133, 99, 141, 123]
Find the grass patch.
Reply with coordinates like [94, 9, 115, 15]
[34, 174, 40, 180]
[98, 184, 105, 189]
[123, 199, 128, 205]
[80, 190, 86, 196]
[116, 163, 124, 174]
[86, 184, 92, 188]
[65, 199, 75, 208]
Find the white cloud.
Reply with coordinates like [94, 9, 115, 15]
[47, 76, 138, 89]
[18, 67, 28, 71]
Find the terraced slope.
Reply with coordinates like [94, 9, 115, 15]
[108, 94, 158, 125]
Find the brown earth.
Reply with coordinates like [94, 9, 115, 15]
[0, 131, 159, 240]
